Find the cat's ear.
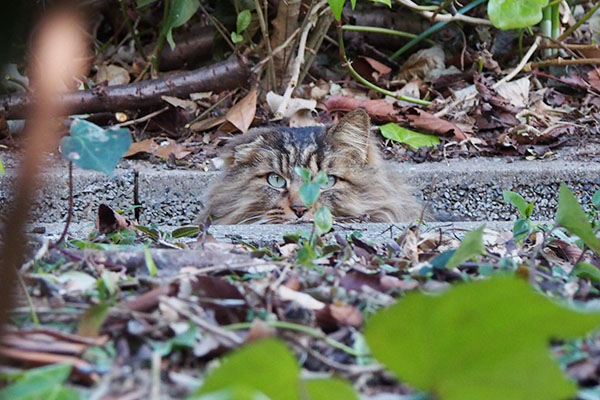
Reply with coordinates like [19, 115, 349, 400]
[326, 109, 372, 163]
[222, 132, 265, 167]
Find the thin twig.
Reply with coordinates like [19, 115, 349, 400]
[275, 16, 314, 118]
[525, 57, 600, 71]
[115, 106, 169, 128]
[50, 161, 73, 249]
[558, 1, 600, 41]
[252, 27, 302, 72]
[254, 0, 276, 91]
[396, 0, 491, 25]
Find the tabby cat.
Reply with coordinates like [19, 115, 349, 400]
[200, 109, 423, 224]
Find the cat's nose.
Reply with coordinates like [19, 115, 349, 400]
[291, 203, 308, 218]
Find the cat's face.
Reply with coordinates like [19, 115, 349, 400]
[204, 110, 389, 224]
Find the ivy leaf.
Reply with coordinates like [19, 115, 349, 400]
[163, 0, 200, 50]
[303, 377, 359, 400]
[556, 183, 600, 255]
[502, 190, 531, 218]
[295, 166, 312, 183]
[231, 32, 243, 44]
[365, 277, 600, 400]
[445, 225, 486, 269]
[299, 182, 320, 208]
[327, 0, 345, 21]
[488, 0, 550, 30]
[236, 9, 251, 33]
[379, 122, 440, 150]
[60, 119, 131, 177]
[194, 339, 301, 400]
[0, 364, 75, 400]
[314, 206, 333, 234]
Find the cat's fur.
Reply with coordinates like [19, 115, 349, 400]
[200, 109, 423, 224]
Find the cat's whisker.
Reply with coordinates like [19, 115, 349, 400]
[238, 214, 265, 224]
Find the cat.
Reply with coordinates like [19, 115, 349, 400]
[199, 109, 423, 224]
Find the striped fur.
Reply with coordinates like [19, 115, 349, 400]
[200, 109, 423, 224]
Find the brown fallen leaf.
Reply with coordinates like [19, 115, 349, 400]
[96, 203, 134, 234]
[225, 87, 257, 133]
[324, 96, 398, 122]
[125, 138, 191, 159]
[405, 107, 468, 140]
[398, 46, 445, 81]
[315, 304, 363, 332]
[353, 56, 392, 83]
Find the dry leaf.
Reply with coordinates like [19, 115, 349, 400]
[95, 64, 130, 86]
[266, 91, 317, 119]
[162, 95, 198, 112]
[405, 107, 468, 140]
[225, 87, 257, 133]
[325, 96, 397, 122]
[398, 46, 445, 81]
[96, 203, 134, 234]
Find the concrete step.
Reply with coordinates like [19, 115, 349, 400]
[1, 157, 599, 225]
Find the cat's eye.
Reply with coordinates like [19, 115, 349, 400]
[267, 173, 286, 188]
[320, 175, 336, 190]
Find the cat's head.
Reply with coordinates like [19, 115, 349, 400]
[205, 109, 392, 224]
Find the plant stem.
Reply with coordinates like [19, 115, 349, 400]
[336, 25, 431, 106]
[541, 6, 552, 57]
[390, 0, 486, 60]
[551, 3, 560, 55]
[524, 57, 600, 71]
[341, 25, 435, 45]
[119, 0, 146, 61]
[223, 320, 367, 357]
[559, 1, 600, 41]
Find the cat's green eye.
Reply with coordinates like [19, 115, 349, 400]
[320, 175, 336, 190]
[267, 173, 286, 188]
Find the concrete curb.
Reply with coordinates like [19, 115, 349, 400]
[2, 158, 599, 225]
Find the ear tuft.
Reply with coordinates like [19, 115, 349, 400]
[327, 109, 371, 162]
[222, 132, 264, 167]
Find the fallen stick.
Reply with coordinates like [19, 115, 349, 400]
[0, 56, 250, 119]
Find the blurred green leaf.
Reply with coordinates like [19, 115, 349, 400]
[327, 0, 346, 21]
[512, 218, 531, 243]
[314, 171, 328, 185]
[488, 0, 550, 30]
[445, 225, 486, 269]
[60, 119, 132, 177]
[0, 157, 4, 175]
[299, 182, 320, 208]
[365, 277, 600, 400]
[370, 0, 391, 6]
[294, 166, 312, 182]
[145, 247, 158, 277]
[303, 377, 359, 400]
[163, 0, 200, 49]
[0, 364, 78, 400]
[379, 123, 440, 150]
[503, 190, 532, 218]
[171, 225, 201, 238]
[231, 32, 243, 43]
[592, 189, 600, 208]
[78, 303, 109, 337]
[195, 339, 301, 400]
[237, 9, 251, 33]
[572, 262, 600, 283]
[556, 184, 600, 255]
[314, 206, 333, 234]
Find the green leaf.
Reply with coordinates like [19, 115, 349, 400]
[171, 225, 200, 238]
[299, 182, 320, 208]
[379, 123, 440, 150]
[512, 218, 531, 243]
[592, 189, 600, 208]
[150, 324, 198, 357]
[294, 166, 312, 183]
[297, 243, 317, 267]
[137, 0, 159, 8]
[195, 339, 301, 400]
[0, 364, 75, 400]
[488, 0, 550, 30]
[349, 0, 357, 9]
[365, 277, 600, 400]
[327, 0, 345, 21]
[236, 9, 252, 33]
[135, 225, 160, 241]
[232, 32, 244, 44]
[60, 119, 132, 177]
[502, 190, 529, 218]
[145, 247, 158, 277]
[163, 0, 201, 50]
[445, 225, 486, 269]
[556, 183, 600, 255]
[369, 0, 391, 6]
[572, 262, 600, 283]
[313, 171, 328, 185]
[0, 157, 4, 175]
[314, 206, 333, 234]
[303, 377, 359, 400]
